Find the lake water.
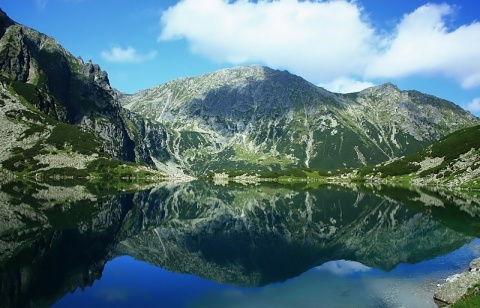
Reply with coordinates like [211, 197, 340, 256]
[1, 181, 480, 307]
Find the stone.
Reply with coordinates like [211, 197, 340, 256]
[470, 257, 480, 272]
[434, 269, 480, 306]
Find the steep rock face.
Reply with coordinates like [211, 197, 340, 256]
[122, 66, 479, 174]
[0, 9, 167, 166]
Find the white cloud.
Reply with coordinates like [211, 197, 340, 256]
[101, 46, 157, 64]
[366, 4, 480, 89]
[159, 0, 375, 82]
[159, 1, 480, 89]
[466, 98, 480, 113]
[319, 77, 375, 93]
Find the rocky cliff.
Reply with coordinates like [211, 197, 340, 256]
[0, 9, 168, 174]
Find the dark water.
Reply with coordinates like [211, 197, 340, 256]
[1, 181, 480, 307]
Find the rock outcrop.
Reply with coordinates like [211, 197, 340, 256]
[434, 257, 480, 306]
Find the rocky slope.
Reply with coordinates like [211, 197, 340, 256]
[0, 9, 170, 177]
[122, 66, 479, 175]
[357, 125, 480, 188]
[1, 7, 479, 180]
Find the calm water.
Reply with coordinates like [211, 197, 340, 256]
[1, 181, 480, 307]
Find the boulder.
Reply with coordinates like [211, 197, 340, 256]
[434, 265, 480, 306]
[469, 257, 480, 272]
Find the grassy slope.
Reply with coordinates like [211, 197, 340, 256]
[209, 125, 480, 189]
[452, 284, 480, 308]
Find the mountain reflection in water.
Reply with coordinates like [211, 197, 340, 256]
[1, 180, 479, 307]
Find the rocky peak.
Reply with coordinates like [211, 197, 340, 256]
[360, 82, 400, 96]
[82, 60, 111, 91]
[195, 65, 305, 90]
[0, 8, 14, 35]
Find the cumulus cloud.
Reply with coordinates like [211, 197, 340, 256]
[366, 4, 480, 89]
[101, 46, 157, 64]
[159, 0, 480, 89]
[466, 98, 480, 112]
[319, 77, 375, 93]
[159, 0, 375, 82]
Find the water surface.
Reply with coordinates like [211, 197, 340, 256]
[1, 181, 479, 307]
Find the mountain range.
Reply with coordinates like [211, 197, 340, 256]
[121, 66, 479, 175]
[0, 8, 479, 182]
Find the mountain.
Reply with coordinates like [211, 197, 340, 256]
[1, 7, 479, 180]
[0, 9, 171, 179]
[121, 66, 480, 175]
[358, 125, 480, 188]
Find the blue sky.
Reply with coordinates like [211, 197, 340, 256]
[2, 0, 480, 115]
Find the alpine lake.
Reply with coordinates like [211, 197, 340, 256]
[1, 180, 480, 307]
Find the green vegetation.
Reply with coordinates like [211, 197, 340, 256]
[358, 125, 480, 181]
[359, 160, 420, 178]
[11, 81, 41, 105]
[2, 143, 47, 173]
[428, 126, 480, 159]
[418, 126, 480, 177]
[42, 167, 90, 179]
[5, 108, 54, 125]
[46, 123, 102, 155]
[86, 158, 157, 179]
[451, 283, 480, 308]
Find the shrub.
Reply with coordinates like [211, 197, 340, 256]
[46, 123, 102, 155]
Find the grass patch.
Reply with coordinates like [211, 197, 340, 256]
[358, 125, 480, 179]
[20, 123, 46, 140]
[451, 283, 480, 308]
[86, 158, 154, 179]
[42, 167, 90, 179]
[11, 81, 41, 105]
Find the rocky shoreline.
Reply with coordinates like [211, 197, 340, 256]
[434, 257, 480, 306]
